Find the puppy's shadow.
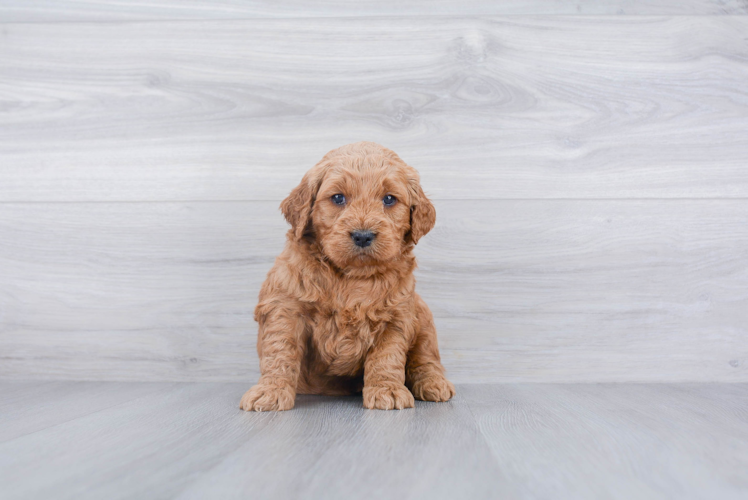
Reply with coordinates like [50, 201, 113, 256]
[294, 393, 458, 422]
[293, 393, 363, 411]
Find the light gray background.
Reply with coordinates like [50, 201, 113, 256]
[1, 0, 747, 384]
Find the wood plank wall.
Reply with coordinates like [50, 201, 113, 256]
[1, 2, 747, 382]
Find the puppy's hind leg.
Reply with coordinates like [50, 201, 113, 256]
[405, 295, 455, 403]
[240, 303, 306, 412]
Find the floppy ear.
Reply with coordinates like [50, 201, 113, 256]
[406, 174, 436, 245]
[280, 168, 324, 240]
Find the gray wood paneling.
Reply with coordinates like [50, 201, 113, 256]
[1, 382, 746, 500]
[1, 5, 746, 384]
[2, 16, 748, 201]
[2, 1, 747, 22]
[2, 200, 746, 382]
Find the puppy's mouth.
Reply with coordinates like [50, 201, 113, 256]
[352, 247, 376, 259]
[348, 246, 382, 265]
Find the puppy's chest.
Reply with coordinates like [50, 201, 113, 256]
[311, 292, 393, 376]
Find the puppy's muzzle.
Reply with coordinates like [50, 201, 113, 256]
[351, 230, 376, 248]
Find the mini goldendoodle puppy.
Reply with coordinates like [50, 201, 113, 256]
[240, 142, 454, 411]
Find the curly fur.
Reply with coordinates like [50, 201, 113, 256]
[240, 142, 454, 411]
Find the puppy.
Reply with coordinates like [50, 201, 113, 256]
[240, 142, 454, 411]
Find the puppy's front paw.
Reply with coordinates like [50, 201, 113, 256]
[363, 384, 415, 410]
[410, 373, 455, 402]
[240, 383, 295, 412]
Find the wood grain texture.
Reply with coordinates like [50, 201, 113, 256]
[2, 1, 747, 22]
[2, 200, 746, 382]
[0, 382, 746, 499]
[462, 383, 748, 499]
[1, 7, 746, 385]
[0, 383, 277, 499]
[178, 388, 502, 500]
[2, 16, 748, 201]
[0, 381, 175, 442]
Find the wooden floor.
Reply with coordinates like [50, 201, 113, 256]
[0, 382, 746, 499]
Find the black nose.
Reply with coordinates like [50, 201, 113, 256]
[351, 230, 376, 248]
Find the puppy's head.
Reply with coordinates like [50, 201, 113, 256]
[280, 142, 435, 270]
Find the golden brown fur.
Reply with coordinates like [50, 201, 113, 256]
[240, 142, 454, 411]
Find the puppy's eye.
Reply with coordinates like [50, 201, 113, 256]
[383, 195, 397, 206]
[331, 194, 346, 205]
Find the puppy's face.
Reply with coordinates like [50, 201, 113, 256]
[281, 142, 435, 271]
[313, 164, 411, 268]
